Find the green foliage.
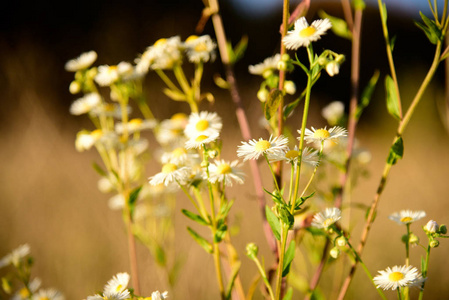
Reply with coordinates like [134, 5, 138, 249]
[318, 10, 352, 40]
[92, 162, 107, 177]
[187, 227, 213, 253]
[385, 75, 401, 121]
[265, 89, 283, 120]
[128, 186, 142, 219]
[282, 241, 296, 277]
[279, 206, 295, 229]
[356, 71, 379, 120]
[225, 262, 241, 300]
[181, 209, 209, 226]
[213, 220, 228, 243]
[387, 136, 404, 165]
[266, 206, 281, 240]
[415, 12, 442, 45]
[282, 287, 294, 300]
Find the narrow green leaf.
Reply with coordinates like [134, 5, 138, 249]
[282, 288, 294, 300]
[318, 10, 352, 40]
[168, 256, 184, 286]
[225, 262, 241, 300]
[420, 12, 442, 44]
[390, 35, 397, 52]
[92, 162, 107, 177]
[246, 275, 261, 300]
[387, 136, 404, 165]
[187, 227, 213, 253]
[182, 209, 209, 226]
[356, 70, 380, 120]
[295, 192, 315, 210]
[218, 200, 234, 219]
[311, 289, 326, 300]
[232, 35, 248, 64]
[128, 186, 142, 219]
[226, 41, 235, 64]
[155, 243, 166, 266]
[385, 75, 401, 121]
[214, 221, 228, 243]
[214, 74, 230, 89]
[265, 206, 281, 240]
[279, 206, 295, 229]
[282, 241, 296, 277]
[381, 2, 388, 25]
[264, 89, 283, 120]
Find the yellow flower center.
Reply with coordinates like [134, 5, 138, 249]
[323, 218, 334, 228]
[171, 113, 187, 121]
[388, 271, 405, 282]
[129, 118, 143, 126]
[217, 163, 232, 174]
[299, 26, 317, 38]
[255, 140, 271, 152]
[186, 35, 199, 42]
[195, 119, 210, 131]
[285, 150, 299, 160]
[19, 287, 30, 298]
[401, 217, 413, 223]
[104, 103, 115, 112]
[116, 284, 123, 292]
[162, 163, 177, 174]
[194, 43, 208, 52]
[154, 38, 167, 47]
[38, 297, 50, 300]
[172, 147, 187, 158]
[195, 135, 208, 142]
[91, 129, 103, 139]
[313, 129, 330, 139]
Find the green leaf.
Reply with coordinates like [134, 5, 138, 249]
[418, 12, 442, 44]
[264, 89, 283, 120]
[279, 206, 295, 229]
[356, 70, 380, 120]
[214, 220, 228, 243]
[225, 262, 241, 300]
[294, 192, 315, 210]
[163, 88, 187, 101]
[282, 241, 296, 277]
[128, 186, 142, 219]
[232, 35, 248, 64]
[218, 200, 234, 219]
[318, 10, 352, 40]
[353, 0, 366, 10]
[264, 188, 284, 206]
[385, 75, 401, 121]
[92, 162, 107, 177]
[155, 243, 166, 266]
[311, 289, 326, 300]
[187, 227, 213, 253]
[168, 256, 184, 286]
[182, 209, 209, 226]
[380, 2, 388, 25]
[214, 74, 230, 89]
[265, 206, 281, 240]
[282, 288, 293, 300]
[387, 136, 404, 165]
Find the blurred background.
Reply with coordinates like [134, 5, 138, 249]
[1, 0, 449, 299]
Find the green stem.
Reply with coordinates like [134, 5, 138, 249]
[265, 154, 281, 192]
[418, 244, 431, 300]
[300, 145, 324, 198]
[253, 256, 276, 300]
[275, 226, 289, 300]
[155, 69, 182, 93]
[397, 287, 403, 300]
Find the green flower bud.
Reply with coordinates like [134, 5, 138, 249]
[401, 234, 408, 244]
[409, 233, 419, 246]
[317, 57, 328, 66]
[277, 61, 287, 71]
[336, 236, 346, 247]
[281, 53, 290, 62]
[208, 150, 219, 159]
[330, 247, 340, 259]
[69, 81, 81, 94]
[262, 69, 273, 79]
[246, 243, 259, 259]
[430, 239, 439, 248]
[200, 161, 209, 168]
[335, 54, 345, 64]
[439, 224, 447, 235]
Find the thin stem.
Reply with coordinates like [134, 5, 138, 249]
[405, 224, 410, 266]
[340, 0, 354, 30]
[155, 69, 182, 93]
[253, 256, 276, 300]
[275, 226, 288, 300]
[127, 218, 140, 294]
[418, 245, 431, 300]
[265, 154, 281, 192]
[397, 287, 403, 300]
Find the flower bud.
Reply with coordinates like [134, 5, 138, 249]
[424, 220, 439, 233]
[281, 53, 290, 62]
[317, 57, 328, 66]
[208, 150, 218, 159]
[330, 247, 340, 259]
[246, 243, 259, 259]
[284, 81, 296, 95]
[439, 224, 447, 234]
[277, 60, 287, 71]
[430, 239, 439, 248]
[409, 233, 419, 246]
[69, 81, 81, 94]
[335, 54, 345, 64]
[262, 69, 273, 79]
[326, 61, 340, 77]
[200, 161, 209, 168]
[336, 236, 346, 247]
[257, 89, 269, 102]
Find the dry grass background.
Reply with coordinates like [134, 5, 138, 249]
[1, 1, 449, 299]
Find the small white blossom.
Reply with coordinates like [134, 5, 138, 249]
[65, 50, 97, 72]
[388, 210, 426, 225]
[248, 54, 281, 78]
[283, 17, 332, 50]
[184, 35, 216, 63]
[373, 265, 424, 291]
[311, 208, 341, 229]
[70, 93, 101, 115]
[237, 135, 289, 161]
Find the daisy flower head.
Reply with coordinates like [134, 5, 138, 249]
[185, 132, 220, 150]
[104, 272, 130, 294]
[0, 244, 30, 268]
[248, 54, 281, 78]
[311, 207, 341, 229]
[184, 35, 216, 63]
[149, 163, 191, 186]
[69, 93, 101, 115]
[12, 277, 41, 300]
[388, 210, 426, 225]
[184, 111, 222, 139]
[298, 126, 347, 146]
[151, 291, 168, 300]
[32, 288, 65, 300]
[147, 36, 183, 70]
[208, 160, 245, 186]
[282, 17, 332, 50]
[65, 50, 97, 72]
[94, 62, 133, 87]
[373, 265, 422, 291]
[237, 135, 289, 161]
[268, 146, 319, 167]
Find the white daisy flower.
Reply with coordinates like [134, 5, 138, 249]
[115, 118, 157, 135]
[69, 93, 101, 115]
[388, 210, 426, 225]
[104, 273, 130, 294]
[65, 50, 97, 72]
[373, 265, 422, 291]
[282, 17, 332, 50]
[207, 160, 245, 186]
[151, 291, 168, 300]
[32, 288, 65, 300]
[184, 111, 222, 139]
[102, 290, 130, 300]
[75, 129, 103, 152]
[248, 54, 281, 78]
[94, 62, 133, 86]
[161, 147, 200, 165]
[298, 126, 347, 145]
[184, 35, 216, 63]
[237, 135, 289, 161]
[268, 146, 319, 167]
[149, 163, 191, 186]
[146, 36, 183, 70]
[12, 277, 41, 300]
[311, 207, 341, 229]
[185, 132, 220, 150]
[322, 101, 344, 126]
[0, 244, 30, 268]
